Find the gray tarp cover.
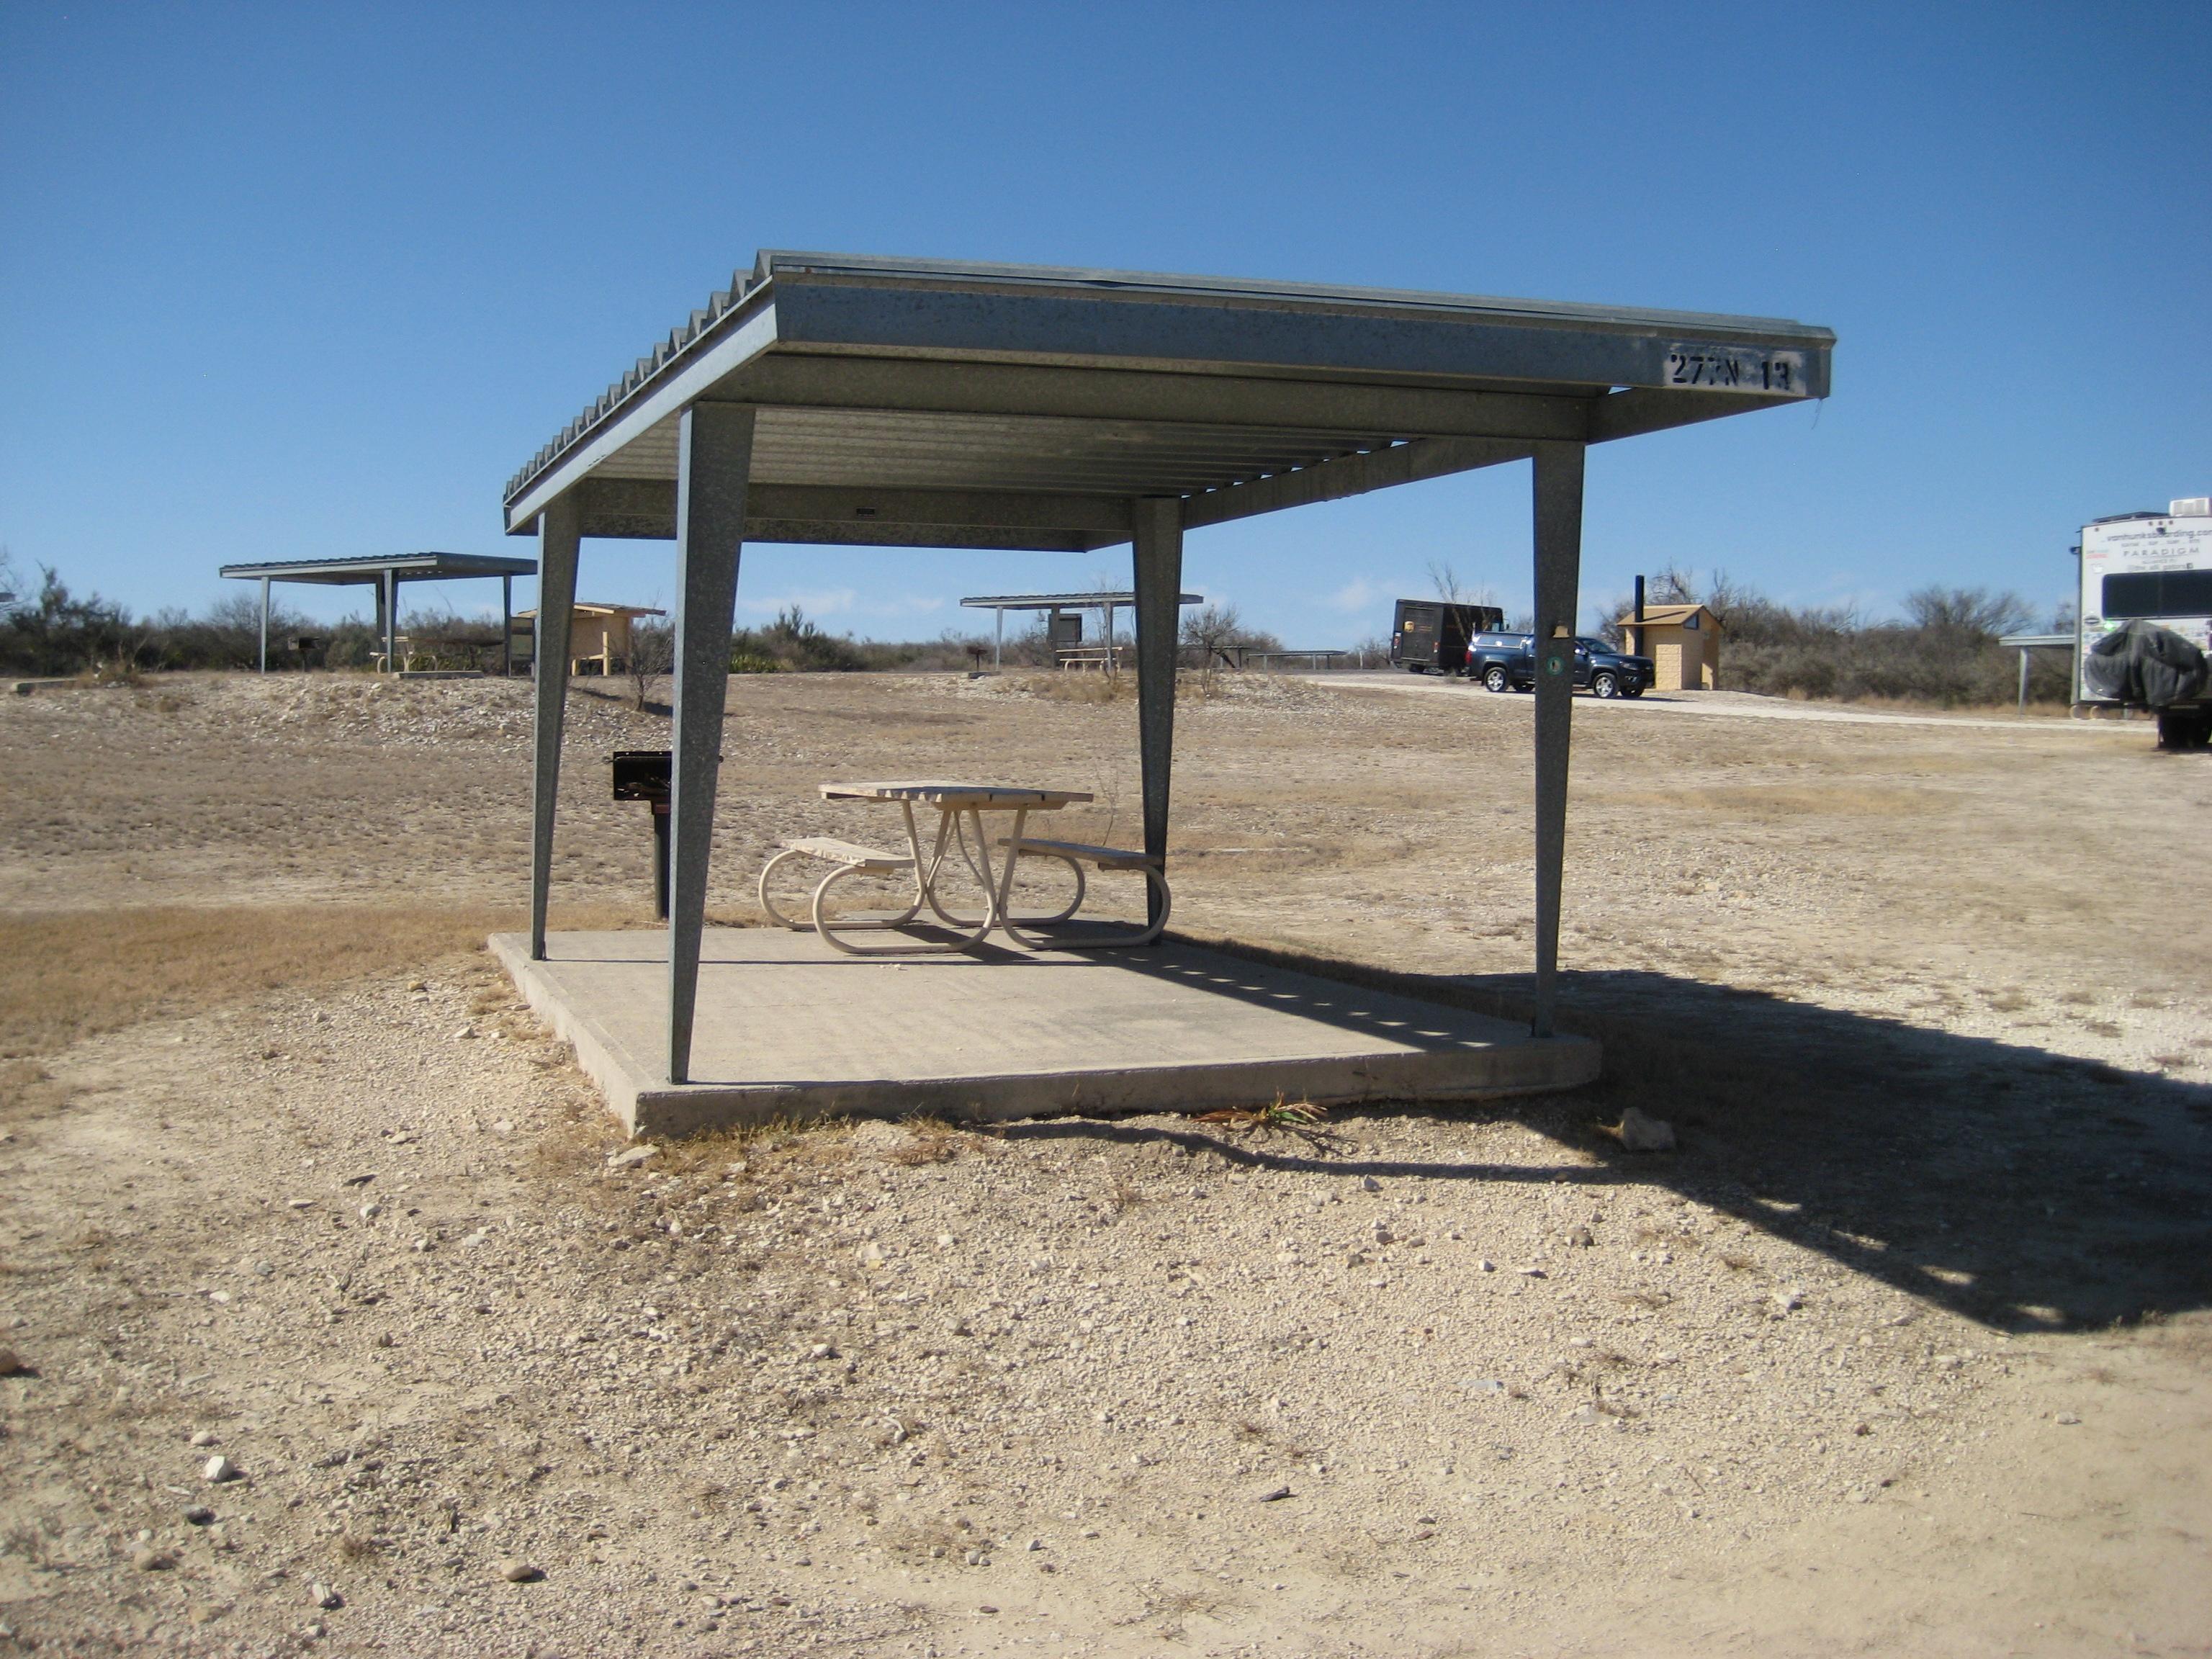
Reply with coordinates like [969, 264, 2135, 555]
[2082, 620, 2209, 708]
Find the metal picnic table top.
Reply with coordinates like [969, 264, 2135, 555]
[818, 780, 1092, 809]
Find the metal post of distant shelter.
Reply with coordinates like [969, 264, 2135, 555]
[994, 606, 1004, 669]
[501, 574, 513, 678]
[258, 577, 270, 673]
[382, 569, 398, 674]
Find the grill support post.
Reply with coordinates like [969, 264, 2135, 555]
[1531, 441, 1585, 1038]
[666, 403, 757, 1084]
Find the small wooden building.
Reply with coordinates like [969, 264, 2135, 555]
[513, 602, 665, 675]
[1619, 602, 1722, 691]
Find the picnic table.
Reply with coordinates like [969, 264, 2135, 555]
[757, 779, 1171, 953]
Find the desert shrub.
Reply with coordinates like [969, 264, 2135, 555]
[729, 606, 868, 673]
[0, 566, 139, 677]
[1179, 603, 1282, 675]
[398, 602, 505, 671]
[1598, 567, 2067, 707]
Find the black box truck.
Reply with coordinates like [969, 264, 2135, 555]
[1389, 599, 1504, 674]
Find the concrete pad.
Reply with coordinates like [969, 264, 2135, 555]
[493, 928, 1601, 1138]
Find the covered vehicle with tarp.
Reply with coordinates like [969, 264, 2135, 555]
[2077, 504, 2212, 749]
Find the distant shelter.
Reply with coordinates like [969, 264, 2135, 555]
[220, 551, 536, 674]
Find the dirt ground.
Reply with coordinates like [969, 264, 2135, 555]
[1, 669, 2207, 1658]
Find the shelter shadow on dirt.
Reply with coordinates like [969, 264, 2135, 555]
[1004, 956, 2212, 1336]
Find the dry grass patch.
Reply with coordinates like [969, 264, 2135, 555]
[0, 904, 513, 1056]
[0, 902, 652, 1056]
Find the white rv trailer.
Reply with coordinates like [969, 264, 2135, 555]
[2078, 498, 2212, 730]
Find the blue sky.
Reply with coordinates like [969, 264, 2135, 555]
[3, 3, 2206, 643]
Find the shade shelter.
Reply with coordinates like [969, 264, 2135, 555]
[1997, 631, 2076, 713]
[504, 251, 1833, 1085]
[961, 590, 1202, 669]
[220, 552, 538, 675]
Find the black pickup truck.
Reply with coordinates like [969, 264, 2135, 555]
[1465, 631, 1653, 698]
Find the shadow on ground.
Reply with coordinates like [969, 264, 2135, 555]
[1004, 953, 2212, 1336]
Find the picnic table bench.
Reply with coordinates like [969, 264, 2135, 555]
[756, 781, 1168, 953]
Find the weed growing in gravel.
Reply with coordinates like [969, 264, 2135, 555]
[882, 1115, 980, 1165]
[1192, 1097, 1338, 1147]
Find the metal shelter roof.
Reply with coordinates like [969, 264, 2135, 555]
[503, 251, 1834, 552]
[220, 552, 536, 586]
[961, 592, 1201, 611]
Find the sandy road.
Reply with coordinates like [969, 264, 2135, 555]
[1323, 669, 2127, 734]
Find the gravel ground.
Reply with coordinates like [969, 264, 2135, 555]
[1, 671, 2207, 1656]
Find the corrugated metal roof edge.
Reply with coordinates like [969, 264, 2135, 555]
[503, 250, 1836, 511]
[760, 251, 1834, 337]
[220, 552, 537, 579]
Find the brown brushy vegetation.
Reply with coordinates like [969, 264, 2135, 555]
[1601, 566, 2073, 707]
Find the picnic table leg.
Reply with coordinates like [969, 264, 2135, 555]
[984, 806, 1028, 930]
[900, 799, 930, 912]
[914, 802, 972, 930]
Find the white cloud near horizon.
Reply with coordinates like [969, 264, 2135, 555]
[1328, 577, 1386, 613]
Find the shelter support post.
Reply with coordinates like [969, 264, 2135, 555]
[994, 606, 1004, 670]
[1529, 441, 1585, 1038]
[667, 403, 757, 1083]
[2017, 647, 2030, 714]
[1132, 497, 1184, 937]
[258, 578, 270, 673]
[502, 575, 513, 678]
[529, 496, 582, 961]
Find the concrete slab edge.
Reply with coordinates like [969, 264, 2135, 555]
[622, 1039, 1600, 1138]
[492, 932, 1599, 1141]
